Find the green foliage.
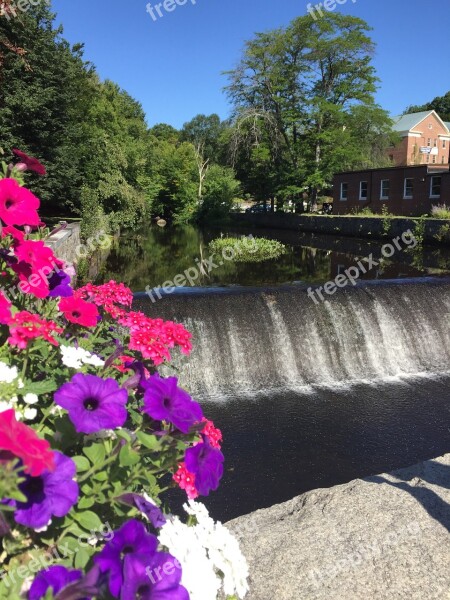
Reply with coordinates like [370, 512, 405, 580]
[198, 165, 241, 223]
[225, 12, 394, 201]
[435, 223, 450, 243]
[0, 6, 150, 228]
[381, 204, 393, 236]
[404, 91, 450, 122]
[208, 236, 286, 263]
[431, 204, 450, 219]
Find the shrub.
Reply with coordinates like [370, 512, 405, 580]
[431, 204, 450, 219]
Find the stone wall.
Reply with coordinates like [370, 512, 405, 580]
[45, 222, 81, 266]
[226, 454, 450, 600]
[230, 213, 450, 245]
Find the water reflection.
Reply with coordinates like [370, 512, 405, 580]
[95, 225, 450, 291]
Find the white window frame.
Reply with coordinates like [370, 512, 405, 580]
[443, 139, 447, 149]
[404, 178, 413, 199]
[359, 181, 368, 201]
[340, 182, 348, 201]
[380, 179, 390, 200]
[430, 175, 442, 199]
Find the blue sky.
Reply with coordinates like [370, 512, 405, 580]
[51, 0, 450, 129]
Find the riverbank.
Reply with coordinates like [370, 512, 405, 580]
[226, 453, 450, 599]
[230, 213, 450, 245]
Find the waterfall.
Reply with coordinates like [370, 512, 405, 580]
[134, 279, 450, 400]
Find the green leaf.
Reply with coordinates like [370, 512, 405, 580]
[119, 444, 140, 467]
[73, 456, 90, 472]
[77, 496, 95, 510]
[74, 547, 93, 570]
[136, 431, 160, 450]
[83, 443, 106, 466]
[21, 379, 58, 395]
[74, 511, 104, 531]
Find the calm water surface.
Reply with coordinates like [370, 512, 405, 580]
[96, 225, 450, 291]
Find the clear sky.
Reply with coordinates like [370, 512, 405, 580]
[51, 0, 450, 129]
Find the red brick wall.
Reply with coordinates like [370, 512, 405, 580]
[390, 113, 450, 166]
[333, 166, 450, 216]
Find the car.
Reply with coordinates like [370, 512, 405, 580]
[245, 204, 268, 214]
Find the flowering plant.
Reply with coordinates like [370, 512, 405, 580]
[0, 152, 249, 600]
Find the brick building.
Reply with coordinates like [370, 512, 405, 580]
[390, 110, 450, 166]
[333, 164, 450, 216]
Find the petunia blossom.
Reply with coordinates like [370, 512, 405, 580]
[12, 451, 78, 529]
[0, 178, 40, 227]
[184, 438, 224, 497]
[59, 296, 99, 328]
[95, 519, 158, 597]
[28, 566, 83, 600]
[0, 409, 54, 476]
[12, 149, 46, 176]
[54, 373, 128, 434]
[142, 375, 203, 434]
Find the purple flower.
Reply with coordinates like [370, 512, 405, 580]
[185, 438, 224, 496]
[54, 373, 128, 434]
[120, 552, 189, 600]
[95, 519, 158, 597]
[29, 566, 84, 600]
[117, 493, 167, 528]
[13, 452, 78, 530]
[48, 270, 73, 298]
[142, 375, 203, 434]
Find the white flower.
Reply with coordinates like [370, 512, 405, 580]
[158, 501, 249, 600]
[0, 399, 16, 412]
[22, 407, 37, 421]
[159, 515, 221, 600]
[0, 361, 18, 384]
[23, 393, 38, 405]
[60, 346, 105, 370]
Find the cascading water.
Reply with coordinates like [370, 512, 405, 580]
[134, 278, 450, 520]
[134, 278, 450, 400]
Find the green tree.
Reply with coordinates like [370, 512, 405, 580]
[225, 13, 393, 203]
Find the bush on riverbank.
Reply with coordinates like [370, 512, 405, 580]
[209, 236, 287, 262]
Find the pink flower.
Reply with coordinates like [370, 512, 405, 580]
[0, 178, 40, 227]
[12, 149, 46, 176]
[173, 463, 198, 499]
[201, 419, 223, 449]
[75, 281, 133, 318]
[0, 291, 11, 325]
[59, 297, 99, 328]
[0, 410, 55, 476]
[8, 311, 63, 349]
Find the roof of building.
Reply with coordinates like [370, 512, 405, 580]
[392, 110, 450, 134]
[392, 111, 433, 132]
[334, 164, 449, 176]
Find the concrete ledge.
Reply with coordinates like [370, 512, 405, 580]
[230, 213, 450, 245]
[45, 222, 81, 265]
[227, 454, 450, 599]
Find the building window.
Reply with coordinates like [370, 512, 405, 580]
[426, 155, 430, 163]
[430, 176, 442, 198]
[434, 139, 438, 147]
[432, 155, 436, 164]
[404, 178, 413, 199]
[443, 140, 447, 149]
[427, 138, 431, 147]
[340, 182, 348, 201]
[359, 181, 368, 201]
[380, 179, 390, 200]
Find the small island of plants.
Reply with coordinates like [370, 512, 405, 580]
[209, 236, 287, 264]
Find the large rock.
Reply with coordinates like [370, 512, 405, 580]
[226, 455, 450, 599]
